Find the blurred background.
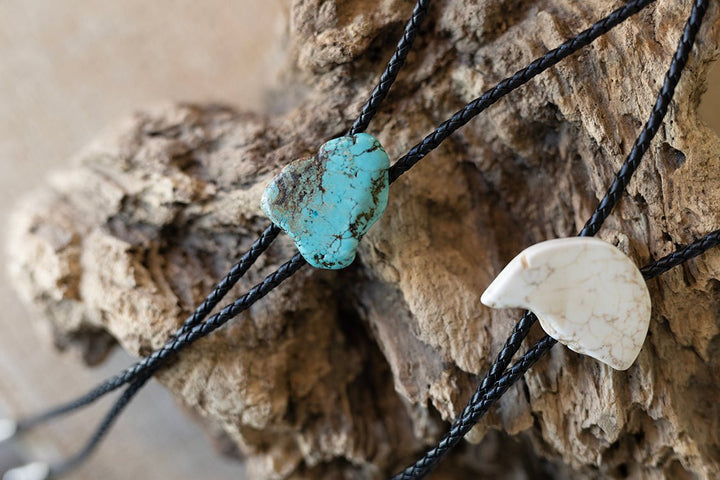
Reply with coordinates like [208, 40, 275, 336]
[0, 1, 717, 479]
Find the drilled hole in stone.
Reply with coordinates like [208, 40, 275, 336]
[699, 60, 720, 136]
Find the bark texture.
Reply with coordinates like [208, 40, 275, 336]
[7, 0, 720, 478]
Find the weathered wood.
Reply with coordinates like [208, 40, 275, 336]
[7, 1, 720, 478]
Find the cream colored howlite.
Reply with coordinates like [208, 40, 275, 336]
[0, 418, 16, 443]
[480, 237, 651, 370]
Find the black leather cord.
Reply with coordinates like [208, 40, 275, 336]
[391, 2, 710, 477]
[172, 223, 281, 338]
[20, 0, 653, 438]
[388, 0, 657, 183]
[578, 0, 709, 238]
[34, 254, 306, 477]
[62, 222, 720, 480]
[348, 0, 430, 136]
[640, 228, 720, 279]
[393, 221, 719, 480]
[25, 252, 307, 428]
[14, 0, 433, 439]
[47, 373, 152, 479]
[13, 0, 712, 477]
[17, 223, 281, 432]
[9, 1, 432, 468]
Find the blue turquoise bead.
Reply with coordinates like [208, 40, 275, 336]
[260, 133, 390, 269]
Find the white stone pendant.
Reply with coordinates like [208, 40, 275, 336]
[480, 237, 651, 370]
[0, 418, 16, 443]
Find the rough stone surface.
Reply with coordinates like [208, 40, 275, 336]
[481, 237, 652, 371]
[261, 133, 390, 269]
[6, 1, 720, 479]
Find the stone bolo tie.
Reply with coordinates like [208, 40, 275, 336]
[481, 238, 651, 370]
[261, 133, 390, 270]
[262, 138, 652, 369]
[260, 134, 651, 371]
[1, 0, 715, 479]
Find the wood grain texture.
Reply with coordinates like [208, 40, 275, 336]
[5, 0, 720, 479]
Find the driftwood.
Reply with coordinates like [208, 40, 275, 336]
[7, 0, 720, 478]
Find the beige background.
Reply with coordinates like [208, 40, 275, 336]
[0, 2, 717, 479]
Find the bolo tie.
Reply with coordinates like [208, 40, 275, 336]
[1, 1, 717, 479]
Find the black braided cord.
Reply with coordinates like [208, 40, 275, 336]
[112, 0, 666, 405]
[579, 0, 709, 237]
[388, 0, 656, 183]
[348, 0, 430, 136]
[641, 228, 720, 279]
[391, 3, 710, 477]
[16, 0, 651, 439]
[48, 373, 153, 478]
[39, 252, 305, 423]
[10, 0, 711, 476]
[388, 0, 680, 451]
[172, 223, 281, 338]
[6, 0, 434, 471]
[394, 217, 719, 480]
[28, 254, 305, 477]
[13, 0, 433, 439]
[49, 226, 720, 480]
[16, 223, 281, 432]
[13, 0, 667, 472]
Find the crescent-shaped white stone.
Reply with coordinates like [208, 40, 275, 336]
[480, 237, 651, 370]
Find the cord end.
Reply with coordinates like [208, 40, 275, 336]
[0, 419, 17, 443]
[2, 462, 49, 480]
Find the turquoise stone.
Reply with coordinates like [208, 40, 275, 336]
[261, 133, 390, 269]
